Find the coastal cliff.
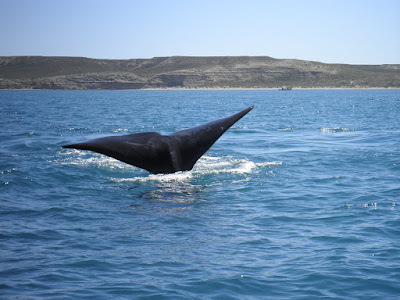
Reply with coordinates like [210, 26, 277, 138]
[0, 56, 399, 89]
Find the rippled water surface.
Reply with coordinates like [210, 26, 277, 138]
[1, 90, 399, 299]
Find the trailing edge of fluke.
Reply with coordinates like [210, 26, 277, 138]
[63, 106, 254, 174]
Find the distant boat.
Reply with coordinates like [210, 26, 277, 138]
[280, 86, 292, 90]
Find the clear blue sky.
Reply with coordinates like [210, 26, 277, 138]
[1, 0, 399, 64]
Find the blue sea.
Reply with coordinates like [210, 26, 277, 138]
[1, 90, 399, 299]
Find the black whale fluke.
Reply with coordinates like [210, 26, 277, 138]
[63, 106, 254, 174]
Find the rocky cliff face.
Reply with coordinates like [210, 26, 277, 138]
[0, 56, 399, 89]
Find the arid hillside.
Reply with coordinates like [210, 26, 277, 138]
[0, 56, 399, 89]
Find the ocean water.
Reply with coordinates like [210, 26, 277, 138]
[1, 90, 399, 299]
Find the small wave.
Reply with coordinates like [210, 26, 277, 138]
[321, 127, 356, 133]
[68, 127, 88, 132]
[277, 128, 293, 131]
[110, 128, 129, 133]
[0, 167, 18, 175]
[345, 203, 378, 209]
[342, 202, 397, 209]
[256, 161, 283, 167]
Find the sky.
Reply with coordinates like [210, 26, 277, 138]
[0, 0, 399, 64]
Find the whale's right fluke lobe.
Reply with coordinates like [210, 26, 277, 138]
[171, 106, 254, 171]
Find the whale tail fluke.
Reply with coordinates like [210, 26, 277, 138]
[63, 106, 254, 174]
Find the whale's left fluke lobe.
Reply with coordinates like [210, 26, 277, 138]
[63, 106, 254, 174]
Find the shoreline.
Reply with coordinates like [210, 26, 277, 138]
[1, 87, 399, 91]
[141, 87, 400, 91]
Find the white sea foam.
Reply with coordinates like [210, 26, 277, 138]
[113, 156, 261, 183]
[193, 156, 258, 175]
[112, 171, 193, 183]
[59, 150, 282, 183]
[58, 149, 135, 170]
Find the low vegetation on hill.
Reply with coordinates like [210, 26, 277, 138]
[0, 56, 399, 89]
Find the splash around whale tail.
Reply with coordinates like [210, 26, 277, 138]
[63, 106, 254, 174]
